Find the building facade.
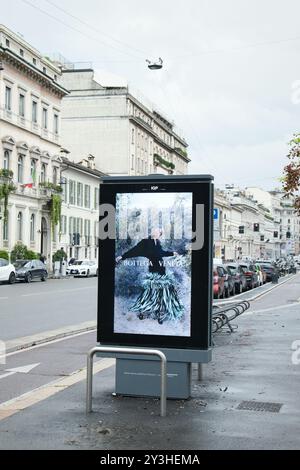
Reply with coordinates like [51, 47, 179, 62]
[0, 24, 68, 263]
[60, 68, 190, 176]
[59, 156, 104, 261]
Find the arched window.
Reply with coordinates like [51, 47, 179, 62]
[41, 163, 46, 183]
[3, 150, 10, 170]
[17, 212, 23, 241]
[30, 159, 36, 184]
[30, 214, 35, 241]
[53, 167, 58, 185]
[17, 155, 24, 183]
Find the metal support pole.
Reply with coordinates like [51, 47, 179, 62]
[86, 346, 167, 417]
[197, 363, 203, 381]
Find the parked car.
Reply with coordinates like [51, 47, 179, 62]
[225, 263, 247, 294]
[254, 263, 265, 286]
[222, 265, 235, 297]
[213, 265, 226, 299]
[68, 259, 98, 277]
[239, 262, 259, 289]
[256, 262, 277, 282]
[0, 258, 16, 284]
[14, 259, 48, 283]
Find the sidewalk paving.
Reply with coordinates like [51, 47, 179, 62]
[0, 275, 300, 450]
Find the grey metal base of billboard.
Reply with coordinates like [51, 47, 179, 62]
[98, 347, 212, 400]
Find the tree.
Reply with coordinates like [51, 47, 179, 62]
[282, 133, 300, 212]
[10, 243, 37, 262]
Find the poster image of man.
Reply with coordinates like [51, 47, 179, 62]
[114, 192, 192, 337]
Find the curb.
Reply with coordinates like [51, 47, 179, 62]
[6, 321, 97, 354]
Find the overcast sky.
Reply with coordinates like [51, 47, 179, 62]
[3, 0, 300, 188]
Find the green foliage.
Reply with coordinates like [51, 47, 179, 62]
[10, 243, 37, 262]
[0, 169, 14, 179]
[0, 250, 9, 260]
[50, 194, 62, 235]
[52, 249, 67, 262]
[0, 182, 16, 223]
[39, 181, 63, 193]
[282, 132, 300, 213]
[153, 154, 175, 170]
[174, 147, 188, 158]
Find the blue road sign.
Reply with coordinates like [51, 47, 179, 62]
[213, 208, 219, 220]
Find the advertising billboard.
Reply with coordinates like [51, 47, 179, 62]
[97, 175, 213, 350]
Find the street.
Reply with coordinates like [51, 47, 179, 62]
[0, 277, 97, 343]
[0, 274, 299, 449]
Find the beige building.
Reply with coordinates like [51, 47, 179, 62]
[60, 68, 190, 176]
[0, 24, 68, 261]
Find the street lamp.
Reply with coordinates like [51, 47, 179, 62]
[146, 58, 163, 70]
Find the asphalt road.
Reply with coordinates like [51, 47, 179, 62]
[0, 277, 97, 342]
[0, 273, 299, 449]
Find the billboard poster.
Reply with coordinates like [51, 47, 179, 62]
[114, 192, 192, 337]
[98, 175, 213, 350]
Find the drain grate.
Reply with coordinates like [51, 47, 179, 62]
[237, 401, 283, 413]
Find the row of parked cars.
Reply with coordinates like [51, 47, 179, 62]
[213, 260, 279, 299]
[0, 258, 98, 284]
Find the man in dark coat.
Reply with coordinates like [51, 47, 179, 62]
[116, 228, 178, 275]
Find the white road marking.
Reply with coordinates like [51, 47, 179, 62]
[0, 358, 114, 421]
[245, 302, 300, 315]
[21, 286, 96, 297]
[5, 329, 95, 358]
[0, 297, 9, 300]
[0, 363, 40, 381]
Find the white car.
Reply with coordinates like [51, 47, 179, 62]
[0, 258, 16, 284]
[68, 259, 98, 277]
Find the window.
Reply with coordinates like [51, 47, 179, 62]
[94, 187, 99, 209]
[5, 38, 10, 47]
[53, 167, 58, 185]
[30, 159, 36, 183]
[3, 215, 8, 241]
[17, 212, 23, 241]
[5, 86, 11, 111]
[54, 114, 59, 134]
[19, 94, 25, 117]
[20, 49, 24, 57]
[60, 215, 67, 235]
[43, 66, 46, 74]
[17, 156, 24, 183]
[69, 180, 76, 205]
[131, 154, 135, 170]
[61, 177, 67, 202]
[33, 57, 37, 65]
[54, 74, 57, 81]
[84, 185, 90, 208]
[41, 163, 46, 183]
[30, 214, 35, 241]
[77, 182, 83, 207]
[42, 108, 48, 129]
[3, 150, 10, 170]
[131, 128, 135, 144]
[84, 219, 91, 244]
[32, 101, 37, 123]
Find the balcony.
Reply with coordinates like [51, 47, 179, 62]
[153, 154, 175, 174]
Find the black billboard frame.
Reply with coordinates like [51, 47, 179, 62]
[97, 174, 214, 352]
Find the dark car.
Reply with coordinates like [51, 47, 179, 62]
[225, 263, 247, 294]
[257, 262, 277, 282]
[222, 265, 235, 297]
[239, 262, 259, 289]
[15, 259, 48, 283]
